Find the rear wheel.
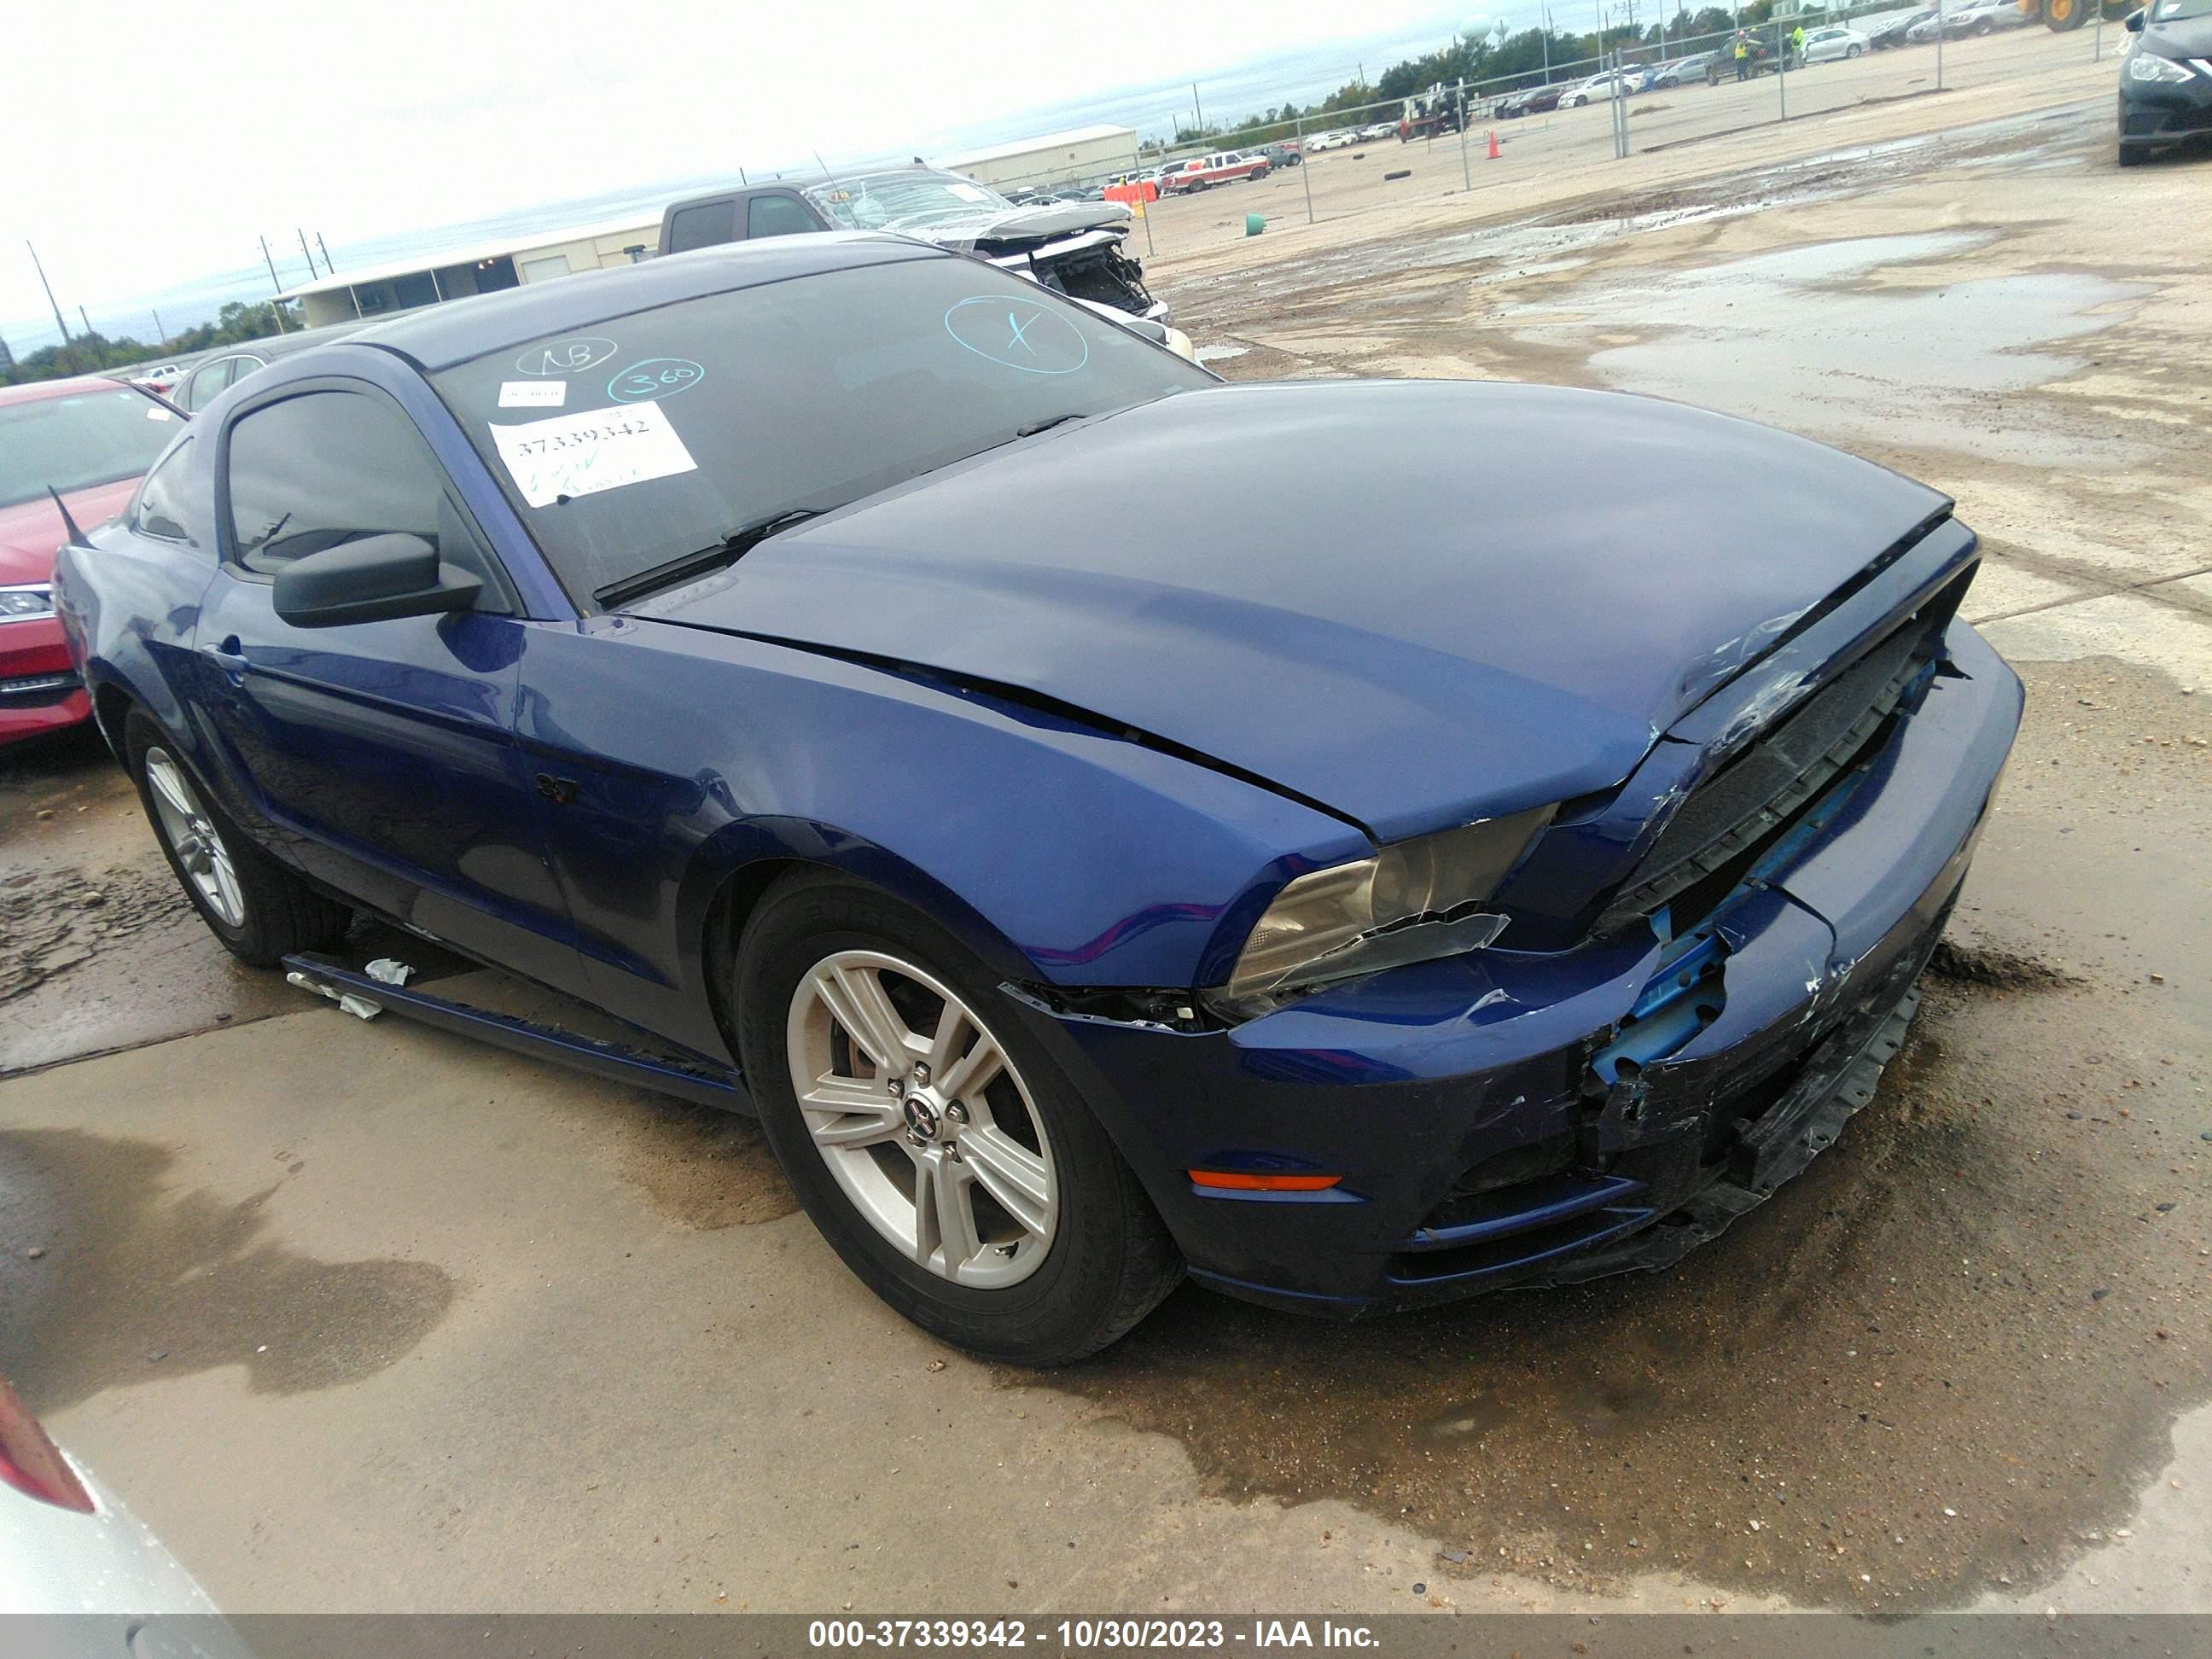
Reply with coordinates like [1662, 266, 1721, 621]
[736, 871, 1181, 1365]
[125, 711, 350, 967]
[1848, 44, 1863, 57]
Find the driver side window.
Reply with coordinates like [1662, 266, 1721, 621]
[224, 389, 509, 609]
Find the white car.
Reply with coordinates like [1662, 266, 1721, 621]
[0, 1376, 252, 1652]
[1307, 129, 1355, 150]
[1559, 72, 1626, 107]
[1802, 25, 1870, 60]
[1357, 122, 1397, 140]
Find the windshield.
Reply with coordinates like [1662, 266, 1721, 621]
[434, 253, 1213, 607]
[801, 169, 1011, 230]
[0, 387, 179, 509]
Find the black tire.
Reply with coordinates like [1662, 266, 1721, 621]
[1974, 17, 1994, 32]
[125, 710, 350, 969]
[1848, 44, 1863, 57]
[735, 870, 1182, 1365]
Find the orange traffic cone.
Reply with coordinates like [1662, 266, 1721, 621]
[1487, 130, 1501, 160]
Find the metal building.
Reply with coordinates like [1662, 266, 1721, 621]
[274, 214, 662, 329]
[937, 124, 1140, 193]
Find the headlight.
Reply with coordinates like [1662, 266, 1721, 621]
[1214, 804, 1557, 1017]
[2128, 51, 2197, 84]
[0, 584, 57, 624]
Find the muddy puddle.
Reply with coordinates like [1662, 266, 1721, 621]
[0, 1127, 457, 1412]
[1508, 232, 2145, 467]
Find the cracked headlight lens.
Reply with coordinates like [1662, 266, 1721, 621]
[1214, 804, 1557, 1018]
[2128, 51, 2197, 84]
[0, 584, 57, 623]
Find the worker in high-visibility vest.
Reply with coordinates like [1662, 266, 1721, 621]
[1790, 23, 1807, 67]
[1734, 32, 1752, 81]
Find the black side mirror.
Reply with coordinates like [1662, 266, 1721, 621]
[2126, 9, 2145, 29]
[272, 533, 480, 627]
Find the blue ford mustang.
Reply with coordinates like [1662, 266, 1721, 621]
[55, 235, 2020, 1363]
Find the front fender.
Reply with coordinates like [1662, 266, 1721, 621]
[53, 527, 218, 771]
[514, 615, 1367, 1059]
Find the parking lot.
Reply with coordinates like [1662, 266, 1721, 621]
[3, 65, 2208, 1622]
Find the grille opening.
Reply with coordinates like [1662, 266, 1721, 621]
[1441, 1133, 1575, 1208]
[1598, 584, 1961, 940]
[1389, 1202, 1646, 1284]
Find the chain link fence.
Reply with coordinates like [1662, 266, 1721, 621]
[963, 4, 2128, 254]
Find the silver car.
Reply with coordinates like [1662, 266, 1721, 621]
[1, 1377, 251, 1655]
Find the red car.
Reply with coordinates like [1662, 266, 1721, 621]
[1160, 150, 1271, 193]
[1, 374, 183, 746]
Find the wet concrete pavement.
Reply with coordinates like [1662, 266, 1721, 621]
[1, 99, 2207, 1615]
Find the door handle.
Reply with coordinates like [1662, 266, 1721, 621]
[200, 637, 249, 680]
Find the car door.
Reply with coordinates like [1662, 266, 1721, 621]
[191, 380, 585, 990]
[663, 189, 824, 253]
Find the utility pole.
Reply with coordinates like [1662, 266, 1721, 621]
[1192, 82, 1203, 135]
[152, 308, 166, 343]
[258, 236, 290, 331]
[317, 231, 335, 273]
[78, 306, 94, 339]
[297, 228, 320, 279]
[26, 239, 69, 345]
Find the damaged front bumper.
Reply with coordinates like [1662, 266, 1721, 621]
[1004, 621, 2023, 1316]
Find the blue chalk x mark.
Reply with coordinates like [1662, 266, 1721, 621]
[608, 358, 707, 403]
[944, 297, 1088, 376]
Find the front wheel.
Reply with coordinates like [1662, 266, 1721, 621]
[125, 711, 350, 967]
[736, 871, 1182, 1365]
[1848, 44, 1863, 57]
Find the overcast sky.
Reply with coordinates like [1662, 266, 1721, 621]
[1, 0, 1537, 348]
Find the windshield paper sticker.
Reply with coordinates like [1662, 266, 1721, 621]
[945, 182, 991, 203]
[944, 296, 1090, 376]
[608, 358, 705, 403]
[514, 336, 618, 376]
[499, 380, 568, 409]
[491, 401, 697, 508]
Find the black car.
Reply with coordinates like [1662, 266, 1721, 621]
[170, 317, 370, 413]
[2119, 0, 2212, 164]
[660, 166, 1167, 323]
[1868, 9, 1936, 48]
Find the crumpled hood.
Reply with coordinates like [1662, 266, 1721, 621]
[894, 202, 1131, 253]
[2143, 14, 2212, 56]
[0, 477, 140, 585]
[638, 380, 1951, 842]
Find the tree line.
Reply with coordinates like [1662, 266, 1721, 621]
[1155, 5, 1809, 148]
[2, 299, 305, 387]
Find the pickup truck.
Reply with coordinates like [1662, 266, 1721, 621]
[659, 166, 1170, 324]
[1158, 151, 1271, 193]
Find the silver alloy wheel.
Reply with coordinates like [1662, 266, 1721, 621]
[143, 746, 246, 928]
[786, 949, 1057, 1289]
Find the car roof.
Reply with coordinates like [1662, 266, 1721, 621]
[349, 231, 945, 373]
[0, 372, 153, 409]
